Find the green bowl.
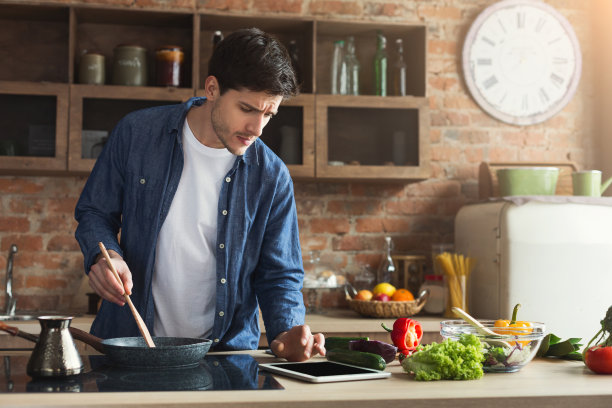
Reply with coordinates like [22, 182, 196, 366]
[497, 167, 559, 196]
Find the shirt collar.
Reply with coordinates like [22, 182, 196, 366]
[172, 96, 259, 166]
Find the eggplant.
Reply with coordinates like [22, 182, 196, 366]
[348, 339, 397, 363]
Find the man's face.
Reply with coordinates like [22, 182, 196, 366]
[209, 88, 282, 156]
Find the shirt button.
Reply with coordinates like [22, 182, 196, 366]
[213, 361, 220, 367]
[214, 338, 220, 343]
[222, 210, 228, 215]
[219, 311, 225, 317]
[139, 178, 146, 185]
[219, 243, 224, 249]
[220, 278, 226, 284]
[225, 177, 231, 183]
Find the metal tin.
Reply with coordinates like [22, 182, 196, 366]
[78, 52, 105, 85]
[112, 45, 147, 86]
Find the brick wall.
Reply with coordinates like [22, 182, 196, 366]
[0, 0, 596, 312]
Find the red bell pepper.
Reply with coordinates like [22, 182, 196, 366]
[382, 318, 423, 355]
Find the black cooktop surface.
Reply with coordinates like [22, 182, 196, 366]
[1, 354, 283, 393]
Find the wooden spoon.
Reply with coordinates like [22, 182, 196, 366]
[452, 307, 511, 348]
[98, 242, 155, 348]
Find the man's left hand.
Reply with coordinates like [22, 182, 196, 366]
[270, 325, 326, 362]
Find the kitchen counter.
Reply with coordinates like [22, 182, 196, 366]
[0, 348, 609, 408]
[1, 310, 445, 347]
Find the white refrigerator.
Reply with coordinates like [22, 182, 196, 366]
[455, 199, 612, 341]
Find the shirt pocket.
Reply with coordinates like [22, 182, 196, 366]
[124, 171, 161, 222]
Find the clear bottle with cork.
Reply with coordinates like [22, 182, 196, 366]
[373, 31, 388, 96]
[393, 38, 407, 96]
[342, 36, 360, 95]
[377, 236, 396, 284]
[331, 40, 345, 95]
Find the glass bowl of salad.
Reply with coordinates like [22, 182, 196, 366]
[440, 319, 546, 373]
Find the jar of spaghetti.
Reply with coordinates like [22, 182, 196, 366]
[155, 45, 184, 87]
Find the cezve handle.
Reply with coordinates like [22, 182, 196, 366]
[98, 242, 155, 348]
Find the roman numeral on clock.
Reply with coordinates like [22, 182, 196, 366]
[535, 17, 546, 32]
[551, 73, 565, 87]
[483, 75, 498, 89]
[539, 88, 549, 103]
[517, 12, 526, 28]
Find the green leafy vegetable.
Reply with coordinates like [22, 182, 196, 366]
[401, 334, 484, 381]
[537, 333, 583, 361]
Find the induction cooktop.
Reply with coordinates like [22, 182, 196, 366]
[1, 354, 283, 393]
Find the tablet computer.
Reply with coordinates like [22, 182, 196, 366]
[258, 361, 391, 383]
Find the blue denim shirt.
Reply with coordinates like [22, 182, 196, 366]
[75, 97, 305, 350]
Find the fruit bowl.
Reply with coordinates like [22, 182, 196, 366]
[345, 289, 429, 318]
[440, 319, 546, 373]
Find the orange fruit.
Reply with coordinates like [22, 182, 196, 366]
[391, 288, 414, 301]
[355, 290, 373, 301]
[372, 282, 396, 297]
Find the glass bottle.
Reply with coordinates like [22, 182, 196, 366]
[373, 31, 388, 96]
[330, 40, 345, 95]
[342, 36, 360, 95]
[377, 236, 396, 284]
[288, 40, 302, 86]
[393, 38, 407, 96]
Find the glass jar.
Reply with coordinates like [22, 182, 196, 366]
[420, 274, 445, 315]
[155, 45, 184, 87]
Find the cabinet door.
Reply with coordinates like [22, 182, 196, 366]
[315, 95, 430, 180]
[68, 84, 194, 172]
[0, 82, 68, 172]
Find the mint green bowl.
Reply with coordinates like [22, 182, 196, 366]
[497, 167, 559, 196]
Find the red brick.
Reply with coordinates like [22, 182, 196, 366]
[14, 295, 60, 312]
[327, 199, 383, 215]
[197, 0, 248, 10]
[309, 0, 361, 15]
[1, 236, 43, 252]
[135, 0, 195, 9]
[431, 111, 470, 127]
[386, 198, 438, 215]
[355, 217, 384, 233]
[0, 217, 30, 233]
[296, 199, 325, 216]
[299, 236, 328, 251]
[363, 2, 405, 17]
[47, 235, 80, 252]
[429, 76, 459, 92]
[332, 235, 379, 251]
[428, 40, 456, 56]
[26, 275, 69, 290]
[488, 146, 518, 162]
[418, 5, 462, 20]
[464, 146, 485, 164]
[0, 178, 44, 194]
[458, 130, 490, 144]
[309, 218, 350, 234]
[443, 95, 477, 109]
[352, 253, 379, 270]
[38, 215, 77, 233]
[350, 183, 405, 198]
[430, 144, 462, 162]
[8, 197, 44, 214]
[47, 197, 78, 214]
[405, 180, 461, 198]
[254, 0, 302, 13]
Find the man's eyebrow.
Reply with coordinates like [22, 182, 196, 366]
[239, 101, 277, 116]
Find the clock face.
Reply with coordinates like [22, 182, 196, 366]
[462, 0, 582, 125]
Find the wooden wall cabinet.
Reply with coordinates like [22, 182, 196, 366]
[0, 1, 429, 181]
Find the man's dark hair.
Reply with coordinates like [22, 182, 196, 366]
[208, 28, 299, 99]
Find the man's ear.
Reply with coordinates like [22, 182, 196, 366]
[204, 76, 220, 100]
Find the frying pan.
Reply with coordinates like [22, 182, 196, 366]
[69, 327, 212, 369]
[0, 322, 212, 369]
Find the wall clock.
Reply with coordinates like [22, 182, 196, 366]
[462, 0, 582, 126]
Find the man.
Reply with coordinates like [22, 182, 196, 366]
[75, 28, 325, 362]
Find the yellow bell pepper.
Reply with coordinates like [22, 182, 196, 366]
[494, 304, 532, 346]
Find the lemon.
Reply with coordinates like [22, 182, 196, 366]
[372, 282, 396, 297]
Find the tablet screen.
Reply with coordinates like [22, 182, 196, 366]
[259, 361, 391, 383]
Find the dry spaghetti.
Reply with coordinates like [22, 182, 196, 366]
[435, 252, 475, 317]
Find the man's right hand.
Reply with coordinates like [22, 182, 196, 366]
[88, 249, 133, 306]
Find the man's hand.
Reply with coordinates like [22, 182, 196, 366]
[88, 249, 133, 306]
[270, 325, 326, 362]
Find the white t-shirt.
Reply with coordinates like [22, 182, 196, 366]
[152, 119, 235, 338]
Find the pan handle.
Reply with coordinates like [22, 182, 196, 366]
[69, 327, 105, 354]
[0, 320, 39, 343]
